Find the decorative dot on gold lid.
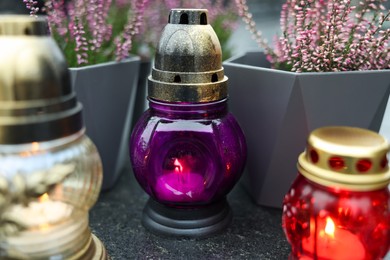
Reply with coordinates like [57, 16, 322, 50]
[298, 126, 390, 191]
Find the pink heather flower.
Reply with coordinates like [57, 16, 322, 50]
[23, 0, 39, 16]
[87, 0, 112, 51]
[164, 0, 181, 10]
[73, 18, 89, 65]
[235, 0, 390, 72]
[115, 0, 149, 61]
[235, 0, 273, 55]
[116, 0, 130, 8]
[44, 0, 68, 37]
[25, 0, 239, 66]
[24, 0, 148, 66]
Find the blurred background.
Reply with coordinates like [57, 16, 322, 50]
[0, 0, 389, 60]
[0, 0, 283, 59]
[227, 0, 283, 57]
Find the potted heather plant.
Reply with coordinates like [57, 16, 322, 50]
[24, 0, 147, 190]
[223, 0, 390, 208]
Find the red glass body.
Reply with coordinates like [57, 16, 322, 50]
[282, 173, 390, 260]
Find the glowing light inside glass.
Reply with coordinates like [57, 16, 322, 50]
[282, 174, 390, 260]
[155, 150, 209, 202]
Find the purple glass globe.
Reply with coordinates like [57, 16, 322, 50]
[130, 98, 246, 207]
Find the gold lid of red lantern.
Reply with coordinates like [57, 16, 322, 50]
[298, 126, 390, 191]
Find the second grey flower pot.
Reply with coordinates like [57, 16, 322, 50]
[224, 51, 390, 208]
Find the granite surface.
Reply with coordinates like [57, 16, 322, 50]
[89, 163, 291, 260]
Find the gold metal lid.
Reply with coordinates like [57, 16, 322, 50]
[0, 15, 49, 35]
[298, 126, 390, 191]
[0, 15, 83, 144]
[148, 9, 228, 102]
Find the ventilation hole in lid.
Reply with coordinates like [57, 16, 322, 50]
[310, 149, 319, 163]
[24, 27, 31, 35]
[211, 73, 218, 82]
[381, 156, 388, 168]
[179, 13, 189, 24]
[200, 13, 207, 25]
[36, 107, 45, 115]
[174, 75, 181, 83]
[168, 14, 171, 23]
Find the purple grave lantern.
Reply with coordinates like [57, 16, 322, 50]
[129, 9, 247, 238]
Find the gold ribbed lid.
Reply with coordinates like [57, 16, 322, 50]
[0, 15, 83, 144]
[298, 126, 390, 191]
[148, 9, 228, 103]
[0, 15, 48, 35]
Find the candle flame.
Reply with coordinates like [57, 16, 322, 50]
[324, 217, 335, 238]
[20, 142, 41, 157]
[38, 193, 49, 202]
[31, 142, 40, 152]
[174, 159, 183, 173]
[39, 223, 50, 231]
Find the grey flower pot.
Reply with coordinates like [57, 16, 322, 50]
[223, 51, 390, 208]
[70, 57, 140, 190]
[131, 59, 151, 130]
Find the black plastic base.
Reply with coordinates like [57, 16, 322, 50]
[142, 198, 232, 238]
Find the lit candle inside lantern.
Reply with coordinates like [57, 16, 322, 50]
[39, 193, 49, 202]
[300, 216, 366, 260]
[6, 193, 73, 230]
[155, 157, 206, 202]
[283, 127, 390, 260]
[0, 14, 107, 258]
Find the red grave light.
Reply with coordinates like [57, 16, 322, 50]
[282, 126, 390, 259]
